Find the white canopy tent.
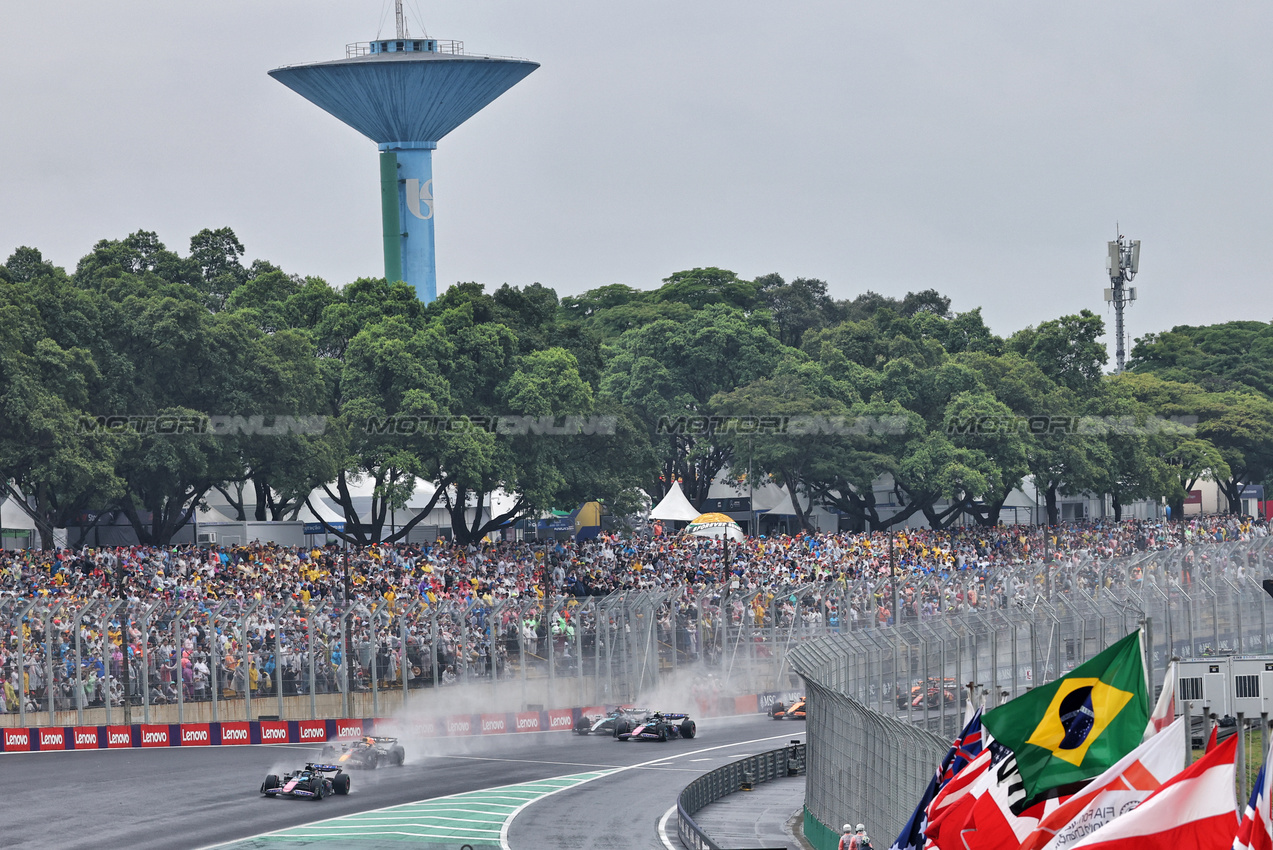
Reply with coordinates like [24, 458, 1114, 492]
[764, 491, 799, 517]
[649, 482, 700, 522]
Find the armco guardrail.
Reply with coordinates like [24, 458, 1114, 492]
[677, 741, 806, 850]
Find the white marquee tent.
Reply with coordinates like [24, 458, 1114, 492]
[649, 482, 700, 522]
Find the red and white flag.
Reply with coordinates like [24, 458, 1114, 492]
[924, 747, 994, 850]
[1066, 733, 1238, 850]
[1144, 660, 1177, 741]
[1017, 716, 1187, 850]
[1233, 737, 1273, 850]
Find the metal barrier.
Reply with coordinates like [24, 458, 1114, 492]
[0, 584, 841, 725]
[790, 535, 1273, 849]
[3, 535, 1270, 729]
[678, 741, 807, 850]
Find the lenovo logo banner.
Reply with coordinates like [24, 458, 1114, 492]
[181, 725, 210, 745]
[260, 722, 289, 743]
[72, 727, 99, 748]
[220, 723, 250, 745]
[514, 712, 540, 732]
[3, 728, 31, 751]
[297, 721, 327, 742]
[480, 714, 507, 734]
[447, 715, 472, 735]
[413, 717, 439, 737]
[107, 726, 132, 748]
[547, 709, 575, 730]
[140, 725, 170, 747]
[335, 722, 363, 739]
[39, 728, 66, 750]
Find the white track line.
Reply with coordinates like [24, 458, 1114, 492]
[658, 803, 680, 850]
[498, 731, 804, 850]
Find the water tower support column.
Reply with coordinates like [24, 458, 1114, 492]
[380, 141, 437, 302]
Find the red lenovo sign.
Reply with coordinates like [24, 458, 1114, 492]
[514, 712, 540, 732]
[106, 725, 132, 748]
[220, 722, 250, 745]
[259, 722, 289, 743]
[39, 728, 66, 750]
[140, 725, 170, 747]
[4, 728, 31, 751]
[72, 726, 99, 748]
[547, 709, 575, 731]
[297, 721, 327, 743]
[181, 724, 211, 745]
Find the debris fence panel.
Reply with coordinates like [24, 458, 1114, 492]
[791, 537, 1273, 849]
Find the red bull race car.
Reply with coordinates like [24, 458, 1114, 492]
[320, 735, 406, 769]
[615, 711, 697, 742]
[261, 763, 350, 799]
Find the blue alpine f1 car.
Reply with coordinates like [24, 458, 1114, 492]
[615, 711, 697, 741]
[261, 763, 351, 799]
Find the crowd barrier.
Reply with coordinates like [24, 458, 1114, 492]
[0, 690, 781, 753]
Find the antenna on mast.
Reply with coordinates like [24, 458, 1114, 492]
[395, 0, 407, 38]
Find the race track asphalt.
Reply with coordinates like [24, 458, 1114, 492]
[0, 714, 803, 850]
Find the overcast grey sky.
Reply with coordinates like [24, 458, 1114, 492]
[3, 1, 1270, 358]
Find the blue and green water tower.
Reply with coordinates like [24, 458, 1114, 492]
[270, 34, 537, 303]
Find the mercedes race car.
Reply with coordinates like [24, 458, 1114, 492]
[770, 696, 807, 720]
[575, 707, 652, 736]
[320, 735, 406, 769]
[615, 711, 697, 742]
[261, 763, 350, 799]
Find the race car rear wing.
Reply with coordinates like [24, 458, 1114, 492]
[368, 736, 398, 744]
[306, 763, 344, 772]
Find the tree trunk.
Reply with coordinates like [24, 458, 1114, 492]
[1111, 490, 1123, 522]
[1045, 483, 1060, 527]
[1219, 478, 1244, 514]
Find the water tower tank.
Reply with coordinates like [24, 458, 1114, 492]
[270, 36, 538, 302]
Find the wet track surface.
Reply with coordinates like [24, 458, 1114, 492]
[0, 714, 802, 850]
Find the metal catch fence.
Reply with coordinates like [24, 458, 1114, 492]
[791, 536, 1273, 848]
[0, 582, 843, 726]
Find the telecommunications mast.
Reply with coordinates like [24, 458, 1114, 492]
[1104, 233, 1141, 373]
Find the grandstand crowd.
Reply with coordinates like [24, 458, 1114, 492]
[1, 515, 1267, 714]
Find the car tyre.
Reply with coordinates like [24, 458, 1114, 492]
[311, 778, 325, 800]
[333, 772, 351, 795]
[391, 746, 405, 766]
[680, 720, 696, 739]
[770, 702, 783, 719]
[614, 719, 629, 739]
[261, 774, 280, 795]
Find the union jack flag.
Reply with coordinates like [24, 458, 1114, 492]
[889, 709, 984, 850]
[1234, 748, 1273, 850]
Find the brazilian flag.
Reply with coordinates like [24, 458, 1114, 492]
[981, 630, 1149, 800]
